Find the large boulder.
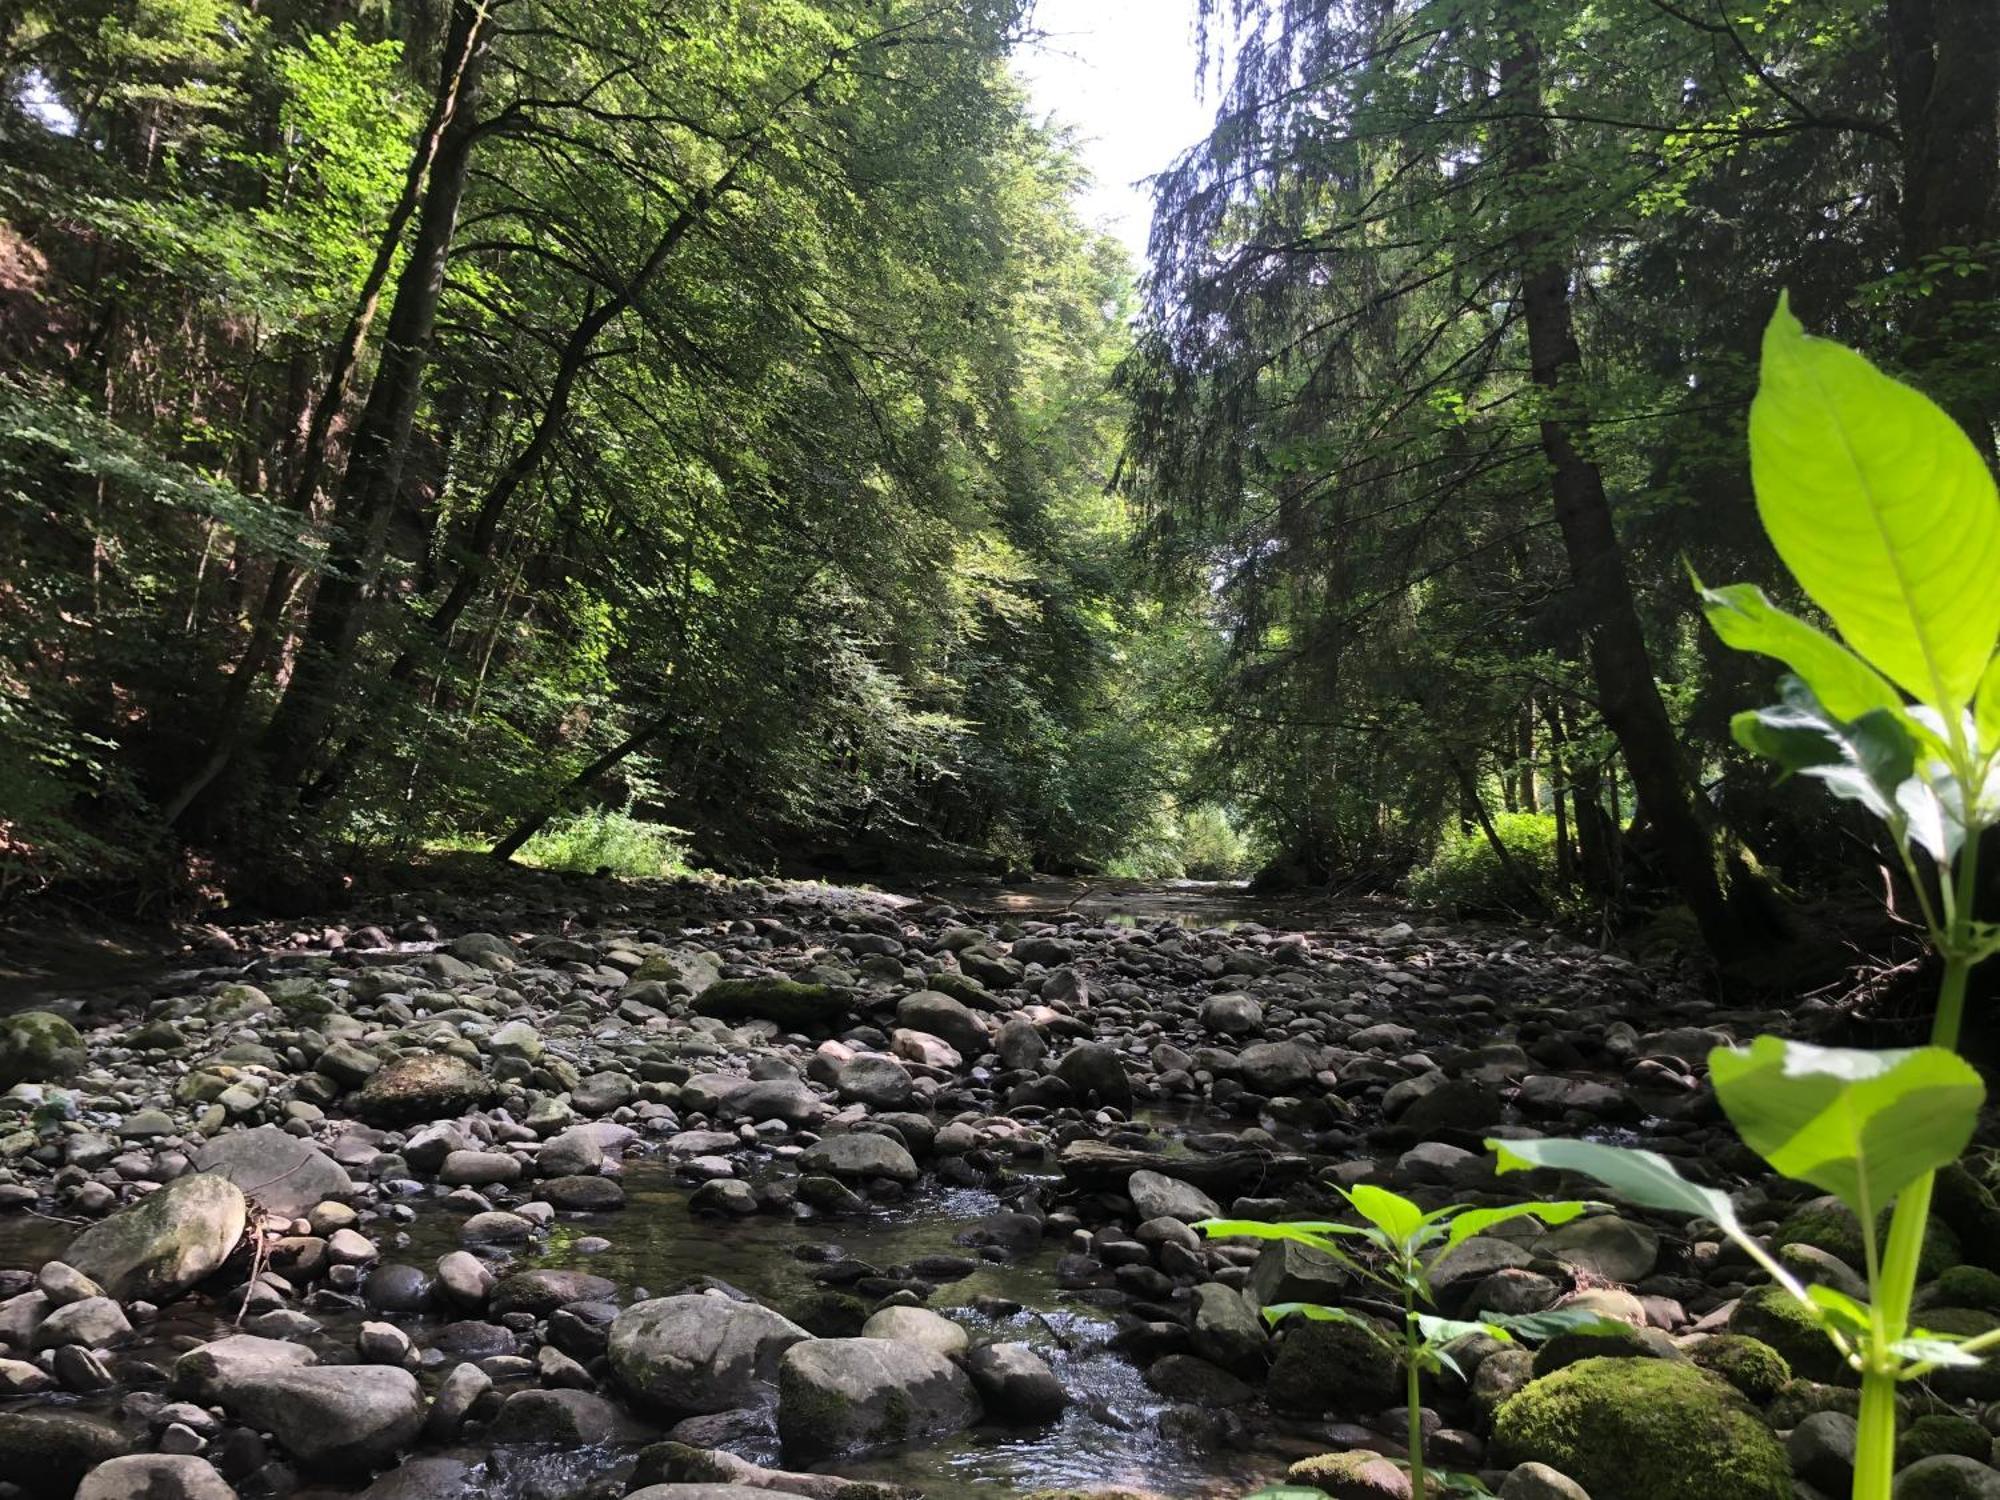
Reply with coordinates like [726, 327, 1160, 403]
[1236, 1040, 1316, 1094]
[799, 1132, 918, 1184]
[695, 979, 846, 1031]
[609, 1294, 812, 1414]
[193, 1127, 353, 1218]
[1533, 1215, 1660, 1284]
[834, 1054, 915, 1110]
[1054, 1042, 1130, 1106]
[77, 1455, 237, 1500]
[0, 1011, 85, 1087]
[65, 1173, 246, 1302]
[171, 1334, 317, 1401]
[354, 1053, 494, 1125]
[777, 1337, 981, 1461]
[895, 991, 988, 1059]
[1267, 1313, 1401, 1413]
[1491, 1356, 1790, 1500]
[1127, 1170, 1220, 1222]
[213, 1364, 425, 1474]
[966, 1341, 1067, 1422]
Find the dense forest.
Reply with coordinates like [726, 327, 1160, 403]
[3, 0, 1997, 955]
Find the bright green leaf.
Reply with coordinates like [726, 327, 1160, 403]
[1345, 1184, 1426, 1246]
[1805, 1284, 1872, 1337]
[1708, 1038, 1984, 1222]
[1440, 1200, 1592, 1256]
[1748, 292, 2000, 711]
[1698, 580, 1904, 721]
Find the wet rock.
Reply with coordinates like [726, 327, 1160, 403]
[1287, 1452, 1412, 1499]
[543, 1174, 626, 1211]
[76, 1455, 237, 1500]
[1144, 1353, 1255, 1405]
[1894, 1456, 2000, 1497]
[777, 1336, 981, 1461]
[488, 1386, 627, 1444]
[536, 1127, 605, 1177]
[1787, 1409, 1856, 1493]
[859, 1305, 967, 1357]
[33, 1294, 129, 1349]
[834, 1054, 915, 1110]
[1267, 1314, 1401, 1413]
[213, 1364, 424, 1473]
[966, 1341, 1067, 1422]
[897, 991, 988, 1059]
[0, 1011, 85, 1087]
[1235, 1039, 1315, 1094]
[438, 1149, 521, 1186]
[610, 1294, 812, 1414]
[171, 1334, 317, 1400]
[354, 1053, 495, 1125]
[65, 1172, 246, 1302]
[1199, 993, 1263, 1037]
[490, 1267, 616, 1317]
[1054, 1041, 1131, 1106]
[1190, 1282, 1266, 1374]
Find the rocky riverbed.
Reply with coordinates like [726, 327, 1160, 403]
[0, 869, 1996, 1500]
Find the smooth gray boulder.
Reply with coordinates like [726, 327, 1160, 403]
[66, 1173, 246, 1302]
[77, 1455, 238, 1500]
[777, 1336, 980, 1460]
[609, 1294, 812, 1414]
[194, 1127, 353, 1218]
[213, 1364, 424, 1473]
[1128, 1169, 1220, 1222]
[798, 1132, 918, 1184]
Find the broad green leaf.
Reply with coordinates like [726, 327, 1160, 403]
[1805, 1284, 1872, 1338]
[1978, 655, 2000, 757]
[1699, 581, 1903, 720]
[1708, 1038, 1984, 1221]
[1260, 1301, 1390, 1345]
[1748, 292, 2000, 711]
[1489, 1137, 1745, 1228]
[1345, 1184, 1426, 1247]
[1417, 1313, 1505, 1345]
[1484, 1306, 1630, 1342]
[1731, 678, 1922, 839]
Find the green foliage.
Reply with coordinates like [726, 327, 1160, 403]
[1408, 812, 1563, 915]
[514, 810, 690, 880]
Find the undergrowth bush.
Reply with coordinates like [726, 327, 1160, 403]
[1107, 801, 1255, 880]
[431, 809, 689, 878]
[1408, 810, 1559, 913]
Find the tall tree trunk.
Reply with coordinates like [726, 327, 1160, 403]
[1499, 20, 1752, 958]
[258, 0, 498, 791]
[1887, 0, 2000, 458]
[162, 0, 496, 827]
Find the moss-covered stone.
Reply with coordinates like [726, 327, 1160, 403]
[1690, 1335, 1790, 1403]
[1932, 1267, 2000, 1314]
[1899, 1413, 1993, 1467]
[352, 1051, 493, 1124]
[1266, 1312, 1402, 1414]
[1893, 1455, 2000, 1499]
[1491, 1356, 1790, 1500]
[1776, 1197, 1960, 1282]
[1289, 1450, 1434, 1496]
[693, 977, 846, 1030]
[1730, 1283, 1852, 1385]
[0, 1011, 84, 1087]
[924, 971, 998, 1010]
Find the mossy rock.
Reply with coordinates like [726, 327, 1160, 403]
[1491, 1356, 1790, 1500]
[924, 971, 997, 1009]
[1690, 1335, 1790, 1403]
[693, 977, 847, 1030]
[1266, 1311, 1402, 1414]
[1931, 1267, 2000, 1314]
[1768, 1377, 1866, 1428]
[1893, 1455, 2000, 1499]
[1730, 1283, 1852, 1385]
[0, 1011, 85, 1087]
[1531, 1318, 1655, 1377]
[352, 1052, 494, 1124]
[1776, 1196, 1960, 1282]
[1899, 1413, 1993, 1467]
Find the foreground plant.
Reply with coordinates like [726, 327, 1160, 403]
[1492, 294, 2000, 1500]
[1201, 1185, 1615, 1497]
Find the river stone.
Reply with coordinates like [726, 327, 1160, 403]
[1199, 993, 1264, 1036]
[77, 1455, 237, 1500]
[799, 1132, 918, 1183]
[171, 1334, 317, 1400]
[194, 1127, 353, 1218]
[32, 1294, 129, 1350]
[542, 1174, 626, 1211]
[896, 991, 987, 1058]
[354, 1053, 494, 1125]
[492, 1268, 617, 1318]
[1787, 1409, 1856, 1493]
[776, 1336, 981, 1460]
[537, 1127, 604, 1177]
[360, 1457, 480, 1500]
[0, 1411, 132, 1494]
[1533, 1215, 1660, 1284]
[610, 1294, 812, 1413]
[1127, 1169, 1220, 1222]
[488, 1387, 625, 1445]
[1236, 1040, 1315, 1094]
[835, 1054, 915, 1110]
[627, 1490, 787, 1500]
[859, 1305, 968, 1357]
[1191, 1282, 1267, 1374]
[214, 1364, 424, 1473]
[0, 1011, 85, 1087]
[1499, 1463, 1592, 1500]
[66, 1173, 246, 1302]
[1054, 1040, 1131, 1105]
[1250, 1237, 1351, 1309]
